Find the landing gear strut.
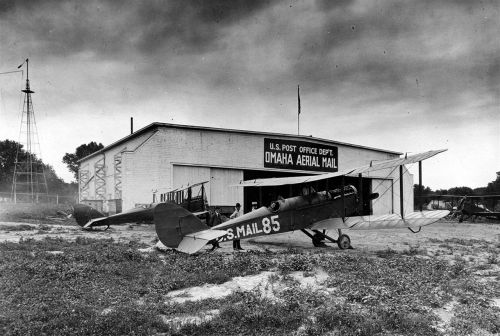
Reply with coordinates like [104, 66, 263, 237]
[301, 229, 352, 249]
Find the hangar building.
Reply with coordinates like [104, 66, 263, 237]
[78, 123, 413, 215]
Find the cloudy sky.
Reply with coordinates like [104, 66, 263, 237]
[0, 0, 498, 189]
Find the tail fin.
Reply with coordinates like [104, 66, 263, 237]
[73, 204, 106, 227]
[153, 202, 210, 249]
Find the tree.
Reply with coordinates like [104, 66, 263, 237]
[0, 139, 77, 196]
[473, 187, 486, 195]
[413, 184, 432, 196]
[435, 189, 448, 195]
[43, 164, 77, 195]
[485, 173, 500, 195]
[413, 184, 433, 210]
[0, 139, 22, 191]
[63, 142, 104, 181]
[447, 186, 474, 196]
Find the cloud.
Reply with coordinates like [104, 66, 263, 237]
[0, 0, 272, 58]
[288, 1, 500, 109]
[3, 0, 498, 109]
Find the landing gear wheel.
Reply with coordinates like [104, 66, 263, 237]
[337, 234, 351, 249]
[312, 233, 327, 247]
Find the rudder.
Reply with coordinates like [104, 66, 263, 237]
[153, 202, 209, 248]
[73, 204, 106, 227]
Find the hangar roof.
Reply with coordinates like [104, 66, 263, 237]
[79, 122, 402, 162]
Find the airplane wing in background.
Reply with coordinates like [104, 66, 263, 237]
[472, 211, 500, 217]
[82, 205, 156, 229]
[81, 206, 209, 229]
[232, 149, 447, 188]
[310, 210, 450, 231]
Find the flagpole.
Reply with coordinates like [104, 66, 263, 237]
[297, 84, 300, 135]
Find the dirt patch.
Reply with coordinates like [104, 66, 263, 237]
[166, 268, 331, 304]
[166, 271, 276, 304]
[160, 309, 220, 331]
[434, 299, 459, 332]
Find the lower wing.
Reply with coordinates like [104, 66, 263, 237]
[80, 205, 156, 228]
[310, 210, 450, 231]
[472, 211, 500, 217]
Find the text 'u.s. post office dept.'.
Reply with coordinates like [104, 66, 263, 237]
[264, 138, 338, 172]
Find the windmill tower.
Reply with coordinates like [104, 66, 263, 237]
[11, 59, 48, 203]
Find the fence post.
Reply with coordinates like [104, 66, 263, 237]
[56, 194, 59, 204]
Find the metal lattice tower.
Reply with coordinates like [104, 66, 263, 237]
[11, 59, 48, 203]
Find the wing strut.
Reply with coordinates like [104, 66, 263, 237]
[341, 175, 346, 219]
[358, 173, 363, 215]
[399, 165, 404, 219]
[418, 161, 423, 211]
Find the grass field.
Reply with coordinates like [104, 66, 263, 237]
[1, 236, 499, 336]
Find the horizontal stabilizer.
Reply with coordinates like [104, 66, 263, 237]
[185, 229, 228, 241]
[176, 229, 228, 254]
[83, 217, 109, 229]
[311, 210, 450, 231]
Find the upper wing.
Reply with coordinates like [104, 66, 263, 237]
[310, 210, 450, 231]
[232, 149, 447, 187]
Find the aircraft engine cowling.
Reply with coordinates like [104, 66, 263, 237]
[269, 200, 284, 212]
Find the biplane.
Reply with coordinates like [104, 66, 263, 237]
[419, 194, 500, 222]
[74, 149, 449, 254]
[73, 181, 209, 229]
[453, 195, 500, 222]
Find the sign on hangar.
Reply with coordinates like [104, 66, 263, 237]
[264, 138, 338, 172]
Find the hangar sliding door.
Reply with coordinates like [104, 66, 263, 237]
[172, 165, 243, 207]
[210, 168, 243, 207]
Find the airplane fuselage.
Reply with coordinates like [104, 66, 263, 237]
[213, 186, 359, 242]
